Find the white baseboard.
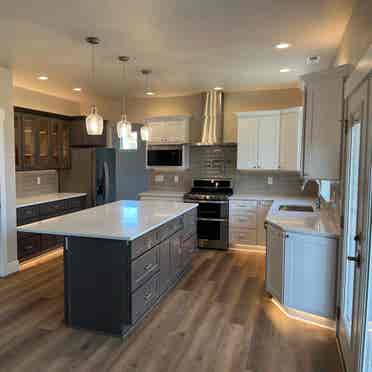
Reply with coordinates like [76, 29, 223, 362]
[5, 260, 19, 276]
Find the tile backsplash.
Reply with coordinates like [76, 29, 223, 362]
[148, 170, 192, 192]
[16, 170, 58, 198]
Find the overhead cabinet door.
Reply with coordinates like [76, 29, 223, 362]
[258, 115, 280, 169]
[280, 109, 302, 171]
[237, 117, 258, 169]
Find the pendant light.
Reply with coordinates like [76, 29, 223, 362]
[85, 37, 104, 135]
[141, 69, 155, 96]
[140, 69, 154, 141]
[116, 56, 132, 138]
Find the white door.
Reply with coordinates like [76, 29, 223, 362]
[280, 110, 301, 171]
[258, 115, 280, 169]
[339, 113, 365, 371]
[237, 117, 258, 169]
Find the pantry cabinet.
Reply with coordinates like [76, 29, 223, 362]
[147, 116, 190, 144]
[236, 107, 302, 171]
[301, 65, 351, 180]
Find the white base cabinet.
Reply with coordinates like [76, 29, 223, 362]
[229, 199, 272, 249]
[266, 223, 338, 320]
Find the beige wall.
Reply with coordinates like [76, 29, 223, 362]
[13, 86, 122, 122]
[127, 88, 303, 143]
[224, 88, 303, 142]
[333, 0, 372, 67]
[0, 67, 17, 273]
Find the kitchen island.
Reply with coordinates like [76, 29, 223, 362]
[18, 200, 198, 336]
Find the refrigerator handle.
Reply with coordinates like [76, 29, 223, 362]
[103, 161, 110, 203]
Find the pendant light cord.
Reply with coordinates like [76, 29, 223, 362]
[91, 43, 96, 107]
[122, 62, 126, 119]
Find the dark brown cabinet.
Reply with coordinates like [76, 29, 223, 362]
[70, 116, 107, 147]
[14, 108, 71, 170]
[17, 196, 86, 261]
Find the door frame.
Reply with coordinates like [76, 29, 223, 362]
[337, 81, 369, 371]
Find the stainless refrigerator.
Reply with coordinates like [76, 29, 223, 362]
[60, 124, 148, 207]
[60, 148, 116, 208]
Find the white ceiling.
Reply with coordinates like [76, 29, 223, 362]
[0, 0, 354, 101]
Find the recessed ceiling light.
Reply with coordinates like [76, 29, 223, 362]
[214, 86, 223, 91]
[306, 55, 320, 65]
[38, 75, 48, 80]
[73, 87, 82, 92]
[275, 43, 291, 49]
[280, 68, 291, 73]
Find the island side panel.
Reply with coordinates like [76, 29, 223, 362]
[64, 236, 131, 335]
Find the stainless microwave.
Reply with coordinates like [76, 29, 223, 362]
[146, 145, 189, 169]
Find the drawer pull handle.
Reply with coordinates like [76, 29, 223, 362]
[24, 245, 33, 251]
[144, 292, 153, 301]
[144, 263, 154, 271]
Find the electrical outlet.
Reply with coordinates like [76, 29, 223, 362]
[174, 176, 179, 183]
[155, 175, 164, 183]
[37, 176, 41, 185]
[267, 176, 273, 185]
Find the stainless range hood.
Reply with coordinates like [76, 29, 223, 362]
[195, 90, 224, 145]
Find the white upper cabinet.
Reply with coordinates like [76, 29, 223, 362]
[301, 65, 351, 180]
[258, 114, 280, 169]
[279, 108, 303, 171]
[236, 108, 302, 171]
[147, 116, 190, 144]
[237, 117, 258, 169]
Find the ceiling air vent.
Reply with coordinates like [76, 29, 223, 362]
[306, 56, 320, 65]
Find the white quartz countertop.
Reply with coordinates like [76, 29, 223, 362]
[18, 200, 198, 241]
[16, 193, 87, 208]
[139, 191, 186, 198]
[267, 199, 340, 238]
[230, 193, 340, 238]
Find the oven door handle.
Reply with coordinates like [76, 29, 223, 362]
[184, 200, 228, 204]
[198, 217, 228, 222]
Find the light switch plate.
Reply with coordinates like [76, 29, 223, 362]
[37, 176, 41, 185]
[267, 176, 273, 185]
[174, 176, 179, 183]
[155, 175, 164, 183]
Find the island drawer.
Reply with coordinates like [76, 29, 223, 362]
[156, 217, 183, 242]
[67, 197, 86, 211]
[131, 246, 160, 291]
[131, 230, 157, 260]
[131, 273, 160, 324]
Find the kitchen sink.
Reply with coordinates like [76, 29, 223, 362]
[278, 205, 314, 212]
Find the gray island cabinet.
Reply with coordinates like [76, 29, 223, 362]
[18, 200, 198, 336]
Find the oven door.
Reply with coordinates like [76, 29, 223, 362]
[194, 200, 228, 219]
[197, 218, 228, 250]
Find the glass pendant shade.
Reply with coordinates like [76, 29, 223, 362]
[140, 125, 150, 141]
[117, 114, 132, 138]
[86, 105, 104, 135]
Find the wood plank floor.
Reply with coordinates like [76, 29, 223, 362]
[0, 250, 342, 372]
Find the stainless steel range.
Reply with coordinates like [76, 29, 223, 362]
[184, 179, 233, 250]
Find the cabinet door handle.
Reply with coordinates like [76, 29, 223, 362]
[144, 292, 153, 301]
[144, 263, 154, 271]
[347, 253, 361, 267]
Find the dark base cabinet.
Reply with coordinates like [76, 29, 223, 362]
[64, 208, 197, 336]
[17, 196, 86, 261]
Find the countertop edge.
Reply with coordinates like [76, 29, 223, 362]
[16, 193, 88, 208]
[18, 203, 198, 241]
